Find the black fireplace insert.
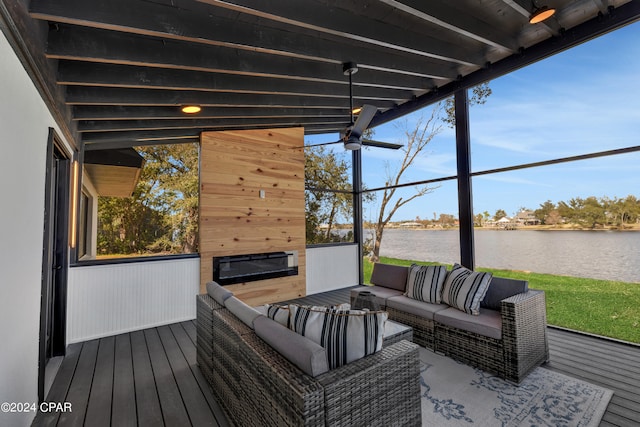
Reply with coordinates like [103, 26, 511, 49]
[213, 251, 298, 285]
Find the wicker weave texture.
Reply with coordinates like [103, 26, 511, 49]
[374, 289, 548, 383]
[386, 306, 435, 348]
[501, 290, 549, 382]
[318, 340, 422, 427]
[196, 294, 422, 426]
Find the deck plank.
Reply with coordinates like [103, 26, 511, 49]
[130, 330, 164, 427]
[157, 325, 218, 427]
[85, 336, 115, 427]
[144, 328, 191, 427]
[170, 322, 230, 427]
[32, 342, 82, 427]
[57, 340, 99, 426]
[111, 334, 137, 427]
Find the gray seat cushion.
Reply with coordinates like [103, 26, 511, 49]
[480, 277, 528, 311]
[370, 263, 409, 291]
[206, 280, 233, 305]
[385, 295, 449, 320]
[434, 307, 502, 340]
[254, 315, 329, 377]
[225, 296, 263, 328]
[350, 286, 404, 308]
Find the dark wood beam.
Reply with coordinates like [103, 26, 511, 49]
[377, 0, 519, 52]
[64, 87, 399, 110]
[196, 0, 483, 66]
[56, 61, 414, 101]
[72, 106, 350, 121]
[29, 0, 467, 78]
[46, 25, 449, 87]
[77, 116, 349, 132]
[82, 124, 346, 146]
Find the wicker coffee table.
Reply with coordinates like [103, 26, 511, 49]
[383, 319, 413, 346]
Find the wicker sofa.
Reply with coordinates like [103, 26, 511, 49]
[196, 287, 422, 427]
[350, 263, 549, 383]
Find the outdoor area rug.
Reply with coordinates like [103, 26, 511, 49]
[419, 348, 612, 427]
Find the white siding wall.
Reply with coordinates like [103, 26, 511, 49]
[0, 32, 72, 427]
[67, 257, 200, 343]
[306, 245, 359, 294]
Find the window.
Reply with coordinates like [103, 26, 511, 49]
[82, 143, 199, 259]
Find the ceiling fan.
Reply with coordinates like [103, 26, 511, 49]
[305, 62, 403, 151]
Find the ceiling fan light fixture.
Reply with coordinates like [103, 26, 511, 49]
[181, 105, 202, 114]
[529, 5, 555, 24]
[344, 136, 361, 150]
[351, 106, 363, 115]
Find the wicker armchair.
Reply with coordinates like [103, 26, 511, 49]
[196, 294, 422, 426]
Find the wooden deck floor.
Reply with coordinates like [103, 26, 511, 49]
[33, 288, 640, 427]
[32, 322, 229, 427]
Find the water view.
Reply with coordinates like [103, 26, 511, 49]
[375, 229, 640, 283]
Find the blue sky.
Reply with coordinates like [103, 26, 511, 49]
[306, 21, 640, 222]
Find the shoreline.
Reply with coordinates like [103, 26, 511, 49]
[380, 224, 640, 232]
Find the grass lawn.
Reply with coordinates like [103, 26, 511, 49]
[364, 257, 640, 344]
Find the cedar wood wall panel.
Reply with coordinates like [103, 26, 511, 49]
[199, 127, 306, 305]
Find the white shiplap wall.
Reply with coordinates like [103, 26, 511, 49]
[67, 247, 358, 343]
[306, 244, 359, 294]
[66, 257, 200, 343]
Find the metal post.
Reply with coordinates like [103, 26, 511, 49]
[352, 148, 364, 284]
[455, 89, 475, 270]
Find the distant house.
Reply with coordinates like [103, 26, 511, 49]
[515, 210, 541, 226]
[400, 222, 422, 228]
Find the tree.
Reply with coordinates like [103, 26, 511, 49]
[368, 85, 492, 262]
[97, 143, 199, 256]
[369, 110, 442, 261]
[304, 146, 353, 244]
[493, 209, 507, 221]
[545, 209, 562, 226]
[535, 200, 556, 224]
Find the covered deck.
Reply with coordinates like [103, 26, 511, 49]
[33, 288, 640, 427]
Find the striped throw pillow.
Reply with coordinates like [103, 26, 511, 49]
[288, 304, 387, 369]
[404, 264, 448, 303]
[441, 264, 493, 315]
[262, 304, 290, 327]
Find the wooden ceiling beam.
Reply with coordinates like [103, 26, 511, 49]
[29, 0, 476, 78]
[77, 116, 350, 132]
[57, 61, 415, 101]
[64, 87, 401, 110]
[46, 25, 451, 87]
[82, 123, 345, 146]
[72, 106, 351, 121]
[195, 0, 483, 66]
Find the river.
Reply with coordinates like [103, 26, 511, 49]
[374, 229, 640, 283]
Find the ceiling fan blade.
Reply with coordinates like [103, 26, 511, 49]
[361, 139, 403, 150]
[349, 104, 377, 138]
[302, 140, 342, 148]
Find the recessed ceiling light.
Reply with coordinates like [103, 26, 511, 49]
[181, 105, 202, 114]
[529, 5, 555, 24]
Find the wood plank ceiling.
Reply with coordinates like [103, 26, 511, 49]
[19, 0, 640, 151]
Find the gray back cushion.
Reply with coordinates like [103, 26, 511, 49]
[206, 281, 233, 305]
[480, 277, 528, 311]
[254, 315, 329, 377]
[225, 296, 262, 328]
[371, 263, 409, 292]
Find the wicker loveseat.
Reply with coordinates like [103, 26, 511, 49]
[350, 263, 549, 383]
[196, 287, 422, 427]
